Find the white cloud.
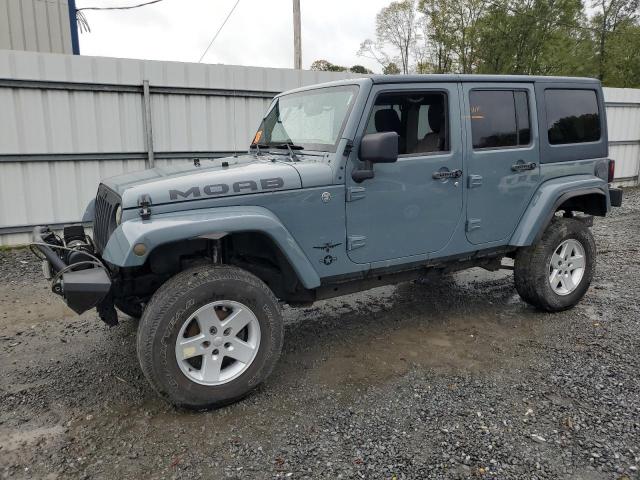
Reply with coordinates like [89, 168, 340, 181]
[76, 0, 392, 72]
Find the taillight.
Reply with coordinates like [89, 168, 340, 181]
[608, 159, 615, 183]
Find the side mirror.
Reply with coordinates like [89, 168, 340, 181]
[359, 131, 399, 163]
[352, 131, 399, 183]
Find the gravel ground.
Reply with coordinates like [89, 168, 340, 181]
[1, 188, 639, 480]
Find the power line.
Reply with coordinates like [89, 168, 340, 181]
[198, 0, 242, 63]
[76, 0, 166, 12]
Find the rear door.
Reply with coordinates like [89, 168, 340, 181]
[462, 83, 540, 244]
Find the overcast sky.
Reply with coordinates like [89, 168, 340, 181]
[75, 0, 392, 72]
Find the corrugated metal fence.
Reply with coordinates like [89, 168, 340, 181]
[603, 87, 640, 186]
[0, 50, 638, 245]
[0, 0, 73, 54]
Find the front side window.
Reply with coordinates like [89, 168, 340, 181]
[253, 85, 358, 152]
[470, 90, 531, 149]
[545, 89, 601, 145]
[364, 91, 449, 155]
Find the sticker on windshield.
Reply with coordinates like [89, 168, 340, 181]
[252, 130, 263, 144]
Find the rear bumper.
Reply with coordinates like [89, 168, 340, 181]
[609, 187, 623, 207]
[33, 226, 112, 315]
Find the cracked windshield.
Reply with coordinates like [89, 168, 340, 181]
[254, 85, 358, 151]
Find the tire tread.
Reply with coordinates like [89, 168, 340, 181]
[136, 264, 281, 408]
[514, 218, 596, 312]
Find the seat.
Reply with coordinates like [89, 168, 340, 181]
[413, 103, 445, 154]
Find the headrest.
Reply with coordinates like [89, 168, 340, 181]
[428, 102, 445, 134]
[375, 108, 401, 134]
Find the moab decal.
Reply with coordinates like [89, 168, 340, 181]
[169, 177, 285, 201]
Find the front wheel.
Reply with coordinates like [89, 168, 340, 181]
[137, 265, 283, 409]
[514, 218, 596, 312]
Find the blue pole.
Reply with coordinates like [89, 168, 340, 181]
[67, 0, 80, 55]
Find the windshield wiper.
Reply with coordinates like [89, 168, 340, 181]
[273, 143, 302, 161]
[250, 142, 303, 161]
[273, 142, 303, 162]
[249, 143, 270, 156]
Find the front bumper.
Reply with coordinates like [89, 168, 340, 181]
[33, 226, 112, 315]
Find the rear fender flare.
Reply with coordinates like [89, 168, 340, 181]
[510, 175, 608, 247]
[101, 206, 321, 289]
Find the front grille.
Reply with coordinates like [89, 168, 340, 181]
[93, 184, 121, 254]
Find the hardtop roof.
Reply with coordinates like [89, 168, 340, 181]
[370, 74, 600, 84]
[276, 74, 600, 98]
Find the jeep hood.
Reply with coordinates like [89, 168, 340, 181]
[101, 155, 303, 209]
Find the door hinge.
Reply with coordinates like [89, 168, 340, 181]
[138, 194, 152, 220]
[466, 218, 481, 232]
[347, 235, 366, 251]
[346, 186, 366, 202]
[343, 140, 354, 156]
[468, 175, 483, 188]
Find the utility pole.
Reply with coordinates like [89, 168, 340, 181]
[293, 0, 302, 69]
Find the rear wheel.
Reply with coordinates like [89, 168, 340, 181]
[137, 265, 283, 409]
[514, 218, 596, 312]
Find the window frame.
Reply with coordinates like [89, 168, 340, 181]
[363, 89, 451, 159]
[544, 88, 602, 146]
[469, 88, 533, 152]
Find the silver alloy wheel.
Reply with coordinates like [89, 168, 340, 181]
[548, 238, 586, 296]
[175, 300, 261, 386]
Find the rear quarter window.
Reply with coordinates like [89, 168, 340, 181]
[545, 89, 601, 145]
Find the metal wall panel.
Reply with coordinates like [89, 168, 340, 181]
[0, 0, 72, 54]
[603, 87, 640, 186]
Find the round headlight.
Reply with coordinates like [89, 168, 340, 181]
[115, 205, 122, 225]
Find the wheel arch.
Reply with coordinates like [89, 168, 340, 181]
[102, 205, 321, 290]
[510, 176, 609, 247]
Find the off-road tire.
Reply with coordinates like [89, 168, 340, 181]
[136, 265, 283, 409]
[514, 218, 596, 312]
[115, 298, 144, 320]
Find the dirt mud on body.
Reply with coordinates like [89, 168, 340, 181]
[1, 189, 639, 479]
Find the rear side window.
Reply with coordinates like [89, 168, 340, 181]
[470, 90, 531, 149]
[545, 89, 601, 145]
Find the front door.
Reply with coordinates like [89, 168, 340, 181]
[345, 83, 464, 264]
[461, 83, 541, 245]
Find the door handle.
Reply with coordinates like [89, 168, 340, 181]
[511, 162, 537, 172]
[432, 169, 462, 179]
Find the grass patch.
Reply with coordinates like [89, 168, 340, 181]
[0, 244, 29, 251]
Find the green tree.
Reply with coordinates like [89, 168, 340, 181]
[349, 65, 373, 74]
[418, 0, 456, 72]
[310, 59, 347, 72]
[418, 0, 487, 73]
[474, 0, 586, 76]
[358, 0, 419, 74]
[590, 0, 640, 81]
[358, 0, 640, 84]
[383, 62, 402, 74]
[597, 19, 640, 86]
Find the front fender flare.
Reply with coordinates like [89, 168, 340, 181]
[102, 206, 321, 289]
[510, 175, 608, 247]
